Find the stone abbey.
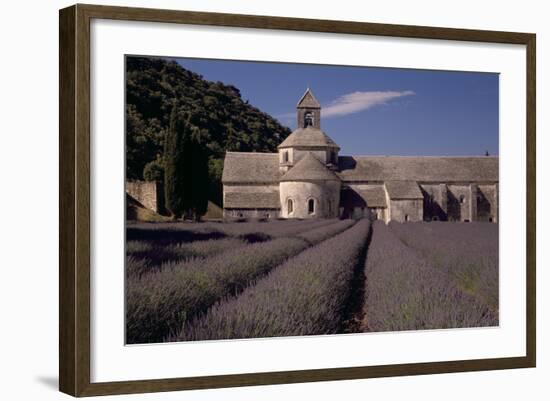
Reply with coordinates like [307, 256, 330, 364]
[222, 89, 498, 223]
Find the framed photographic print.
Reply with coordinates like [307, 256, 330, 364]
[59, 4, 536, 397]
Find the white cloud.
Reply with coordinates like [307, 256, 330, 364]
[322, 90, 414, 118]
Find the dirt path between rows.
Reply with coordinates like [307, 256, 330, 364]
[338, 223, 373, 334]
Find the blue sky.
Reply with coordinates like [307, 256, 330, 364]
[174, 58, 499, 156]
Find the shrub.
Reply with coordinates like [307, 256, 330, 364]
[143, 158, 164, 182]
[179, 219, 371, 341]
[126, 237, 248, 278]
[126, 219, 356, 344]
[125, 219, 342, 278]
[388, 222, 498, 311]
[362, 221, 497, 332]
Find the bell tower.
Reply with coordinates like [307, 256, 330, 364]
[296, 88, 321, 129]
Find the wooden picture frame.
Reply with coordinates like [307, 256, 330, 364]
[59, 3, 536, 397]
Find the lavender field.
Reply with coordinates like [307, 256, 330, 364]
[126, 219, 498, 344]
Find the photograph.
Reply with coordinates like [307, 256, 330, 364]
[124, 55, 499, 345]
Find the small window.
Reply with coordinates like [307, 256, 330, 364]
[405, 214, 409, 222]
[459, 195, 465, 204]
[287, 199, 294, 214]
[308, 198, 315, 214]
[283, 151, 288, 163]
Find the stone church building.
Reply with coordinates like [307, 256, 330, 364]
[222, 89, 499, 223]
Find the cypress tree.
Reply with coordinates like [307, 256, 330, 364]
[164, 105, 211, 220]
[164, 106, 187, 218]
[189, 130, 210, 220]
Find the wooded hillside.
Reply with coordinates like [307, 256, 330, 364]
[126, 57, 291, 205]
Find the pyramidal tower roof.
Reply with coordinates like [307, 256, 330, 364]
[280, 152, 340, 182]
[297, 88, 321, 108]
[278, 126, 340, 149]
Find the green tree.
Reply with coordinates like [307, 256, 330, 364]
[163, 106, 188, 218]
[143, 158, 164, 182]
[207, 158, 224, 206]
[164, 105, 211, 220]
[125, 56, 291, 190]
[190, 130, 210, 220]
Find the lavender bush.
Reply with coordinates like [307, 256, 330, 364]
[178, 219, 371, 341]
[362, 221, 497, 332]
[126, 219, 355, 344]
[126, 219, 338, 278]
[127, 218, 337, 243]
[389, 222, 498, 311]
[126, 237, 248, 278]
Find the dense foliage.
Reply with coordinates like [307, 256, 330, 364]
[163, 106, 209, 219]
[126, 57, 291, 204]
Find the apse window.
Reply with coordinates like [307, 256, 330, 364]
[287, 199, 294, 214]
[308, 198, 315, 214]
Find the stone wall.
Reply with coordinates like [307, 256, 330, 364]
[420, 183, 448, 221]
[297, 107, 321, 129]
[447, 184, 472, 222]
[222, 179, 498, 223]
[389, 199, 423, 222]
[293, 147, 333, 166]
[421, 183, 498, 222]
[279, 180, 341, 218]
[370, 207, 386, 221]
[223, 183, 280, 194]
[223, 208, 279, 220]
[126, 180, 161, 212]
[279, 147, 339, 172]
[477, 184, 498, 222]
[279, 148, 294, 173]
[340, 184, 387, 220]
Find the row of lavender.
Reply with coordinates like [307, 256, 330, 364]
[389, 222, 498, 311]
[362, 221, 498, 332]
[127, 217, 336, 243]
[126, 218, 338, 278]
[126, 219, 357, 343]
[177, 219, 372, 341]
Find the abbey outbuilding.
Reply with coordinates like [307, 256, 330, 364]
[222, 89, 498, 223]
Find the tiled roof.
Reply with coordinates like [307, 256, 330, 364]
[280, 153, 340, 182]
[337, 156, 498, 182]
[222, 152, 280, 184]
[297, 88, 320, 108]
[224, 191, 280, 209]
[358, 186, 387, 207]
[278, 126, 340, 149]
[222, 153, 499, 185]
[385, 181, 423, 199]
